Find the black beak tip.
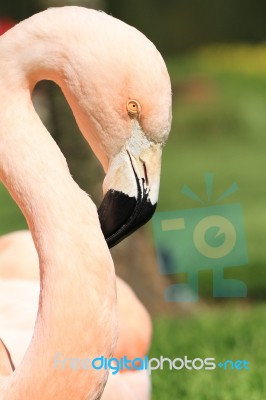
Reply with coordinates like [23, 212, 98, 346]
[98, 189, 157, 248]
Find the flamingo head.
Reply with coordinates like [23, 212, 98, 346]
[72, 11, 172, 247]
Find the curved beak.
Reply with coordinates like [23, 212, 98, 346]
[98, 137, 162, 248]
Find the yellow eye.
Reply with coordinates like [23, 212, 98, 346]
[127, 100, 141, 117]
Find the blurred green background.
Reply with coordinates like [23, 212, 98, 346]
[0, 1, 266, 399]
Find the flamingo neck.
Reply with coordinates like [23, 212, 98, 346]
[0, 9, 117, 400]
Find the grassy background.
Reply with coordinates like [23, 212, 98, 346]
[150, 305, 266, 400]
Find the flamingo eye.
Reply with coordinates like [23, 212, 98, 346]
[127, 100, 141, 117]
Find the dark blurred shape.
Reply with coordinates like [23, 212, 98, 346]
[0, 1, 39, 21]
[31, 80, 103, 200]
[2, 1, 266, 55]
[107, 0, 266, 54]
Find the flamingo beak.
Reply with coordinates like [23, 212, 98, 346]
[98, 139, 162, 248]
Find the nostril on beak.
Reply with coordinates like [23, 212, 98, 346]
[143, 162, 149, 185]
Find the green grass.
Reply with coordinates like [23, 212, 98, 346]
[0, 184, 27, 234]
[150, 304, 266, 399]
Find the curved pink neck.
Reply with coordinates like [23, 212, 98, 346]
[0, 8, 117, 400]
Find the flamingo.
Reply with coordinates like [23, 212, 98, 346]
[0, 6, 171, 400]
[0, 231, 39, 280]
[0, 231, 152, 398]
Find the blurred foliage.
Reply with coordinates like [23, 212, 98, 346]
[1, 1, 266, 54]
[0, 0, 105, 20]
[155, 49, 266, 301]
[197, 43, 266, 75]
[107, 0, 266, 54]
